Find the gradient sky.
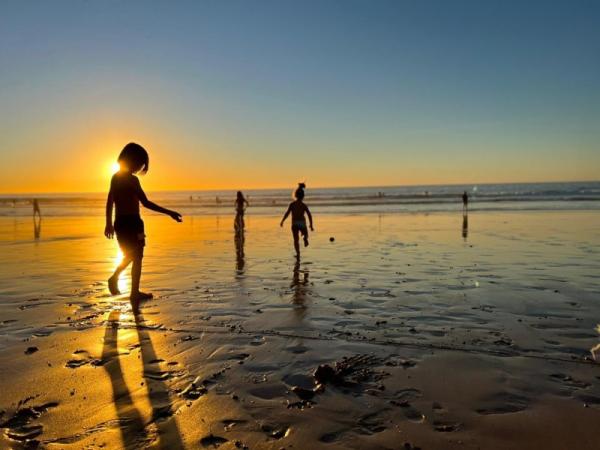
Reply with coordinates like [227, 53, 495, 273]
[1, 0, 599, 193]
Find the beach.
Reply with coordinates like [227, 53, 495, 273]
[1, 208, 600, 449]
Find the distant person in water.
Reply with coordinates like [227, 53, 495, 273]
[462, 191, 469, 213]
[280, 183, 314, 256]
[32, 198, 41, 218]
[104, 143, 182, 312]
[235, 191, 249, 215]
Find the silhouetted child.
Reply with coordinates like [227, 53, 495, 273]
[235, 191, 249, 215]
[462, 190, 469, 212]
[32, 199, 41, 218]
[280, 183, 314, 256]
[104, 143, 182, 312]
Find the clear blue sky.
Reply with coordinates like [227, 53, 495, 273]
[1, 0, 598, 192]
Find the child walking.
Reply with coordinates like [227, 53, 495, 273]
[104, 143, 182, 312]
[280, 183, 314, 256]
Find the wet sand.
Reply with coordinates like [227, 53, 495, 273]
[1, 211, 600, 449]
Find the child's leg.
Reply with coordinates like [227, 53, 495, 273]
[292, 227, 300, 255]
[108, 256, 132, 295]
[302, 227, 309, 247]
[131, 255, 142, 296]
[130, 254, 152, 310]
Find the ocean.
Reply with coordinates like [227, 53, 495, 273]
[1, 181, 599, 216]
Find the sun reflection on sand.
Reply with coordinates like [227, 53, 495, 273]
[112, 249, 131, 295]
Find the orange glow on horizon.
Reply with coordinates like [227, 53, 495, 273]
[0, 125, 597, 194]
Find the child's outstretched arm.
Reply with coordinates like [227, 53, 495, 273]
[135, 179, 182, 222]
[280, 205, 291, 227]
[305, 205, 314, 231]
[104, 185, 114, 238]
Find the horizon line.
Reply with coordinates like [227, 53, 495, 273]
[0, 179, 598, 197]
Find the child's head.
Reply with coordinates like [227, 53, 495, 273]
[118, 143, 149, 174]
[237, 191, 244, 200]
[294, 182, 306, 200]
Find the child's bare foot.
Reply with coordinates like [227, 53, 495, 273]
[108, 276, 121, 295]
[304, 236, 309, 247]
[131, 291, 153, 301]
[130, 292, 152, 314]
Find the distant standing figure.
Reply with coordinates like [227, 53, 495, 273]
[280, 183, 314, 256]
[462, 191, 469, 212]
[104, 142, 182, 312]
[32, 199, 41, 218]
[235, 191, 249, 215]
[33, 199, 42, 240]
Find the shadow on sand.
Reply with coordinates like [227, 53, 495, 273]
[102, 310, 185, 449]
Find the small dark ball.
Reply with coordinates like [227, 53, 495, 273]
[329, 237, 335, 242]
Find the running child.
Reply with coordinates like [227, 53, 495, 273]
[280, 183, 314, 256]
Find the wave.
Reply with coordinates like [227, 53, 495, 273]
[1, 181, 599, 216]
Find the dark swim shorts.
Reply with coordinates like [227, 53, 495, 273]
[114, 215, 145, 257]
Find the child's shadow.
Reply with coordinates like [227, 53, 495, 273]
[102, 310, 184, 449]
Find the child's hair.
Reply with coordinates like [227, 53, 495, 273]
[237, 191, 244, 200]
[118, 142, 149, 174]
[294, 182, 306, 200]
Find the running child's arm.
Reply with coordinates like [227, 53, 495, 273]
[104, 184, 114, 238]
[134, 179, 182, 222]
[280, 204, 292, 227]
[305, 205, 314, 231]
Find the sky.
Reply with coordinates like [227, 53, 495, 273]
[0, 0, 599, 193]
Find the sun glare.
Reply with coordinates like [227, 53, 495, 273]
[111, 162, 120, 174]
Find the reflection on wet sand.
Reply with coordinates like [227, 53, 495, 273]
[291, 258, 310, 318]
[234, 212, 245, 275]
[33, 216, 41, 240]
[462, 212, 468, 241]
[102, 310, 184, 449]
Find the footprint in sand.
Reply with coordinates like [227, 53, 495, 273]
[433, 420, 462, 432]
[390, 388, 425, 422]
[476, 392, 529, 415]
[260, 423, 290, 440]
[356, 410, 388, 435]
[0, 401, 58, 443]
[65, 350, 103, 368]
[221, 419, 247, 431]
[200, 434, 228, 448]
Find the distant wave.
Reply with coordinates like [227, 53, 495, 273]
[1, 182, 598, 216]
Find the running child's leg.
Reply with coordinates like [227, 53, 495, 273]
[302, 227, 309, 247]
[292, 227, 300, 255]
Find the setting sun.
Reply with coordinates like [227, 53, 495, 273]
[111, 162, 120, 174]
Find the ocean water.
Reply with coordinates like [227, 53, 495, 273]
[0, 181, 599, 216]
